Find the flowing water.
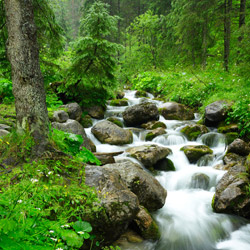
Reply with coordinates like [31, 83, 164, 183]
[86, 90, 250, 250]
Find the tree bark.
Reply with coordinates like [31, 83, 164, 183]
[4, 0, 50, 155]
[224, 0, 232, 72]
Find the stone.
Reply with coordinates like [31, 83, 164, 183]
[122, 102, 159, 127]
[181, 124, 209, 141]
[61, 102, 82, 121]
[0, 129, 9, 138]
[85, 105, 105, 119]
[0, 124, 11, 131]
[53, 110, 69, 123]
[197, 154, 214, 167]
[154, 158, 176, 172]
[145, 127, 167, 141]
[218, 122, 239, 133]
[212, 165, 250, 219]
[225, 132, 239, 145]
[52, 119, 91, 151]
[159, 102, 194, 120]
[103, 161, 167, 211]
[205, 100, 232, 126]
[134, 206, 160, 240]
[116, 92, 125, 99]
[141, 121, 167, 130]
[107, 117, 123, 128]
[85, 165, 140, 243]
[180, 145, 213, 164]
[223, 153, 246, 165]
[116, 230, 143, 245]
[109, 99, 129, 107]
[80, 115, 93, 128]
[93, 152, 123, 166]
[126, 144, 172, 169]
[135, 90, 148, 98]
[227, 139, 250, 156]
[190, 173, 210, 190]
[91, 120, 133, 145]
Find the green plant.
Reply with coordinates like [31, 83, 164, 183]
[0, 78, 14, 104]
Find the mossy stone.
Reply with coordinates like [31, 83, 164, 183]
[135, 90, 147, 98]
[181, 124, 208, 141]
[225, 132, 239, 145]
[107, 117, 123, 128]
[80, 115, 93, 128]
[109, 98, 128, 107]
[154, 158, 175, 171]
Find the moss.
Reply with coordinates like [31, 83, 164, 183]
[109, 98, 128, 107]
[225, 132, 239, 145]
[135, 90, 147, 98]
[80, 115, 93, 128]
[145, 132, 154, 141]
[211, 194, 216, 210]
[141, 219, 160, 241]
[107, 117, 123, 128]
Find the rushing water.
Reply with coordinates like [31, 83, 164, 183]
[86, 90, 250, 250]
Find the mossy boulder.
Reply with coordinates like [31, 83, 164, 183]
[227, 139, 250, 156]
[107, 117, 123, 128]
[181, 124, 209, 141]
[60, 102, 82, 121]
[141, 121, 167, 130]
[109, 98, 129, 107]
[116, 91, 125, 99]
[225, 132, 239, 145]
[135, 90, 148, 98]
[85, 105, 106, 119]
[180, 145, 213, 163]
[154, 158, 175, 172]
[159, 102, 194, 120]
[92, 120, 133, 145]
[145, 127, 167, 141]
[223, 152, 246, 166]
[134, 206, 160, 240]
[218, 122, 239, 133]
[80, 115, 93, 128]
[53, 110, 69, 123]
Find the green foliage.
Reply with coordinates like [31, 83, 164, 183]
[0, 78, 13, 104]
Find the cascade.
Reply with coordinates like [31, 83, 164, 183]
[86, 90, 250, 250]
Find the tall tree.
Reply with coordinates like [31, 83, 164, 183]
[4, 0, 49, 155]
[224, 0, 232, 71]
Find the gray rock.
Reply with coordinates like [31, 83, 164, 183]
[86, 105, 105, 119]
[0, 129, 10, 138]
[159, 102, 194, 120]
[141, 121, 167, 130]
[190, 173, 210, 190]
[85, 165, 140, 243]
[53, 110, 69, 123]
[223, 152, 246, 165]
[135, 90, 148, 98]
[181, 124, 209, 141]
[116, 92, 125, 99]
[91, 120, 133, 145]
[0, 124, 11, 131]
[52, 119, 91, 151]
[122, 102, 159, 127]
[205, 100, 232, 126]
[61, 103, 82, 121]
[145, 127, 167, 141]
[103, 161, 167, 211]
[212, 165, 250, 219]
[126, 144, 172, 168]
[227, 139, 250, 156]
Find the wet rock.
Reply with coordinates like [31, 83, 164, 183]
[141, 121, 167, 130]
[135, 90, 148, 98]
[116, 92, 125, 99]
[197, 154, 214, 167]
[223, 153, 246, 165]
[227, 139, 250, 156]
[80, 115, 93, 128]
[180, 145, 213, 164]
[93, 152, 123, 165]
[107, 117, 123, 128]
[60, 103, 82, 121]
[159, 102, 195, 121]
[52, 119, 91, 151]
[85, 165, 140, 243]
[218, 122, 239, 133]
[212, 165, 250, 219]
[109, 99, 129, 107]
[181, 124, 209, 141]
[122, 102, 159, 127]
[145, 127, 167, 141]
[85, 105, 105, 119]
[0, 129, 9, 138]
[213, 163, 236, 171]
[103, 160, 167, 211]
[190, 173, 210, 190]
[53, 110, 69, 123]
[91, 120, 133, 145]
[134, 206, 160, 240]
[126, 144, 172, 169]
[115, 230, 144, 245]
[205, 100, 232, 126]
[154, 158, 175, 172]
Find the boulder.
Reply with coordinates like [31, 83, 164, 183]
[154, 158, 175, 172]
[126, 144, 172, 169]
[181, 124, 209, 141]
[0, 124, 11, 131]
[85, 105, 105, 119]
[225, 132, 239, 145]
[53, 110, 69, 123]
[141, 121, 167, 130]
[218, 122, 239, 133]
[93, 151, 123, 166]
[85, 165, 140, 243]
[107, 117, 123, 128]
[159, 102, 194, 121]
[115, 230, 143, 245]
[60, 103, 82, 121]
[80, 115, 93, 128]
[91, 120, 133, 145]
[134, 206, 160, 240]
[180, 145, 213, 164]
[0, 129, 9, 138]
[103, 161, 167, 211]
[116, 92, 125, 99]
[227, 139, 250, 156]
[109, 99, 129, 107]
[122, 102, 159, 127]
[190, 173, 210, 190]
[212, 165, 250, 219]
[145, 127, 167, 141]
[52, 119, 91, 151]
[135, 90, 148, 98]
[205, 100, 232, 126]
[223, 152, 246, 166]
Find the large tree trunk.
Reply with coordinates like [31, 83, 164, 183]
[4, 0, 50, 155]
[224, 0, 232, 72]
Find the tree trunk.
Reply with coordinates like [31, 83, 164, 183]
[202, 15, 208, 69]
[238, 0, 246, 42]
[224, 0, 232, 72]
[4, 0, 50, 155]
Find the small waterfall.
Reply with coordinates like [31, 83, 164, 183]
[86, 90, 250, 250]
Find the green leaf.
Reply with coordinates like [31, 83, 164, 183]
[73, 221, 92, 233]
[61, 230, 83, 248]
